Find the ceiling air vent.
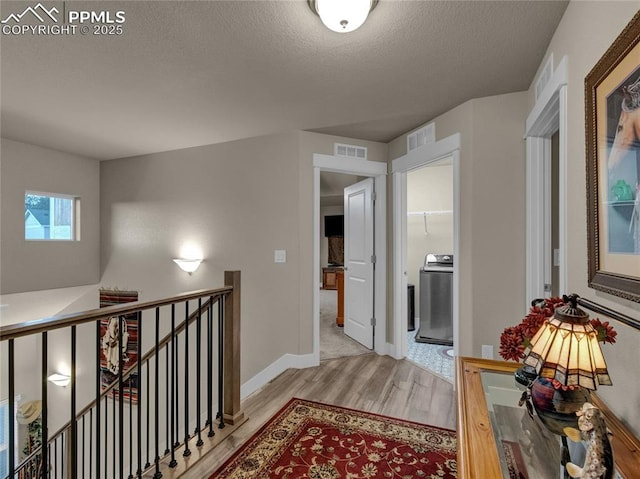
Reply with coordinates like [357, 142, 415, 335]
[334, 143, 367, 160]
[535, 53, 554, 101]
[406, 123, 435, 152]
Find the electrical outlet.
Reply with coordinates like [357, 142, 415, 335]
[482, 344, 494, 359]
[274, 250, 286, 263]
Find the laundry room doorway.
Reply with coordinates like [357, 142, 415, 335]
[391, 133, 460, 381]
[404, 159, 455, 379]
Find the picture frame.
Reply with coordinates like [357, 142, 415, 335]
[585, 10, 640, 303]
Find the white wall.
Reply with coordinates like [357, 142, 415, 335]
[529, 0, 640, 436]
[0, 140, 103, 442]
[100, 132, 301, 383]
[0, 131, 388, 442]
[389, 91, 528, 355]
[0, 285, 98, 326]
[0, 139, 100, 294]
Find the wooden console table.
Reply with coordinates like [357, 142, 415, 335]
[456, 356, 640, 478]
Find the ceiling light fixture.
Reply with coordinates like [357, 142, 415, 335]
[308, 0, 378, 33]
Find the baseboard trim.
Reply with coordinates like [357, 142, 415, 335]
[385, 342, 402, 360]
[241, 353, 317, 399]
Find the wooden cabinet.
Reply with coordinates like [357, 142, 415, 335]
[322, 267, 341, 290]
[456, 357, 640, 478]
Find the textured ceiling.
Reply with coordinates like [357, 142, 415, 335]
[0, 0, 568, 160]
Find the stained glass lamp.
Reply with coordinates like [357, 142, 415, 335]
[520, 294, 612, 437]
[522, 294, 612, 390]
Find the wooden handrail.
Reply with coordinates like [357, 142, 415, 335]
[0, 286, 232, 340]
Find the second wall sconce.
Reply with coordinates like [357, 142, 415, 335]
[48, 373, 71, 387]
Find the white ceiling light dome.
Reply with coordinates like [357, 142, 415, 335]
[308, 0, 378, 33]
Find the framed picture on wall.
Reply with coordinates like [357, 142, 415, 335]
[585, 10, 640, 303]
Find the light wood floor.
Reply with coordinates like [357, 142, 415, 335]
[176, 353, 456, 478]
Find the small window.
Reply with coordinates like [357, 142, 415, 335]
[25, 192, 78, 241]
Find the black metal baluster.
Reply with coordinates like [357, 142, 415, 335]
[128, 367, 133, 479]
[154, 308, 163, 479]
[89, 409, 93, 479]
[41, 332, 48, 479]
[111, 394, 118, 479]
[82, 415, 85, 478]
[183, 302, 191, 457]
[47, 443, 51, 479]
[71, 325, 78, 478]
[8, 339, 15, 478]
[119, 316, 124, 479]
[141, 312, 146, 476]
[169, 305, 177, 468]
[54, 435, 58, 478]
[174, 327, 180, 449]
[195, 299, 203, 447]
[164, 343, 169, 457]
[61, 432, 65, 479]
[207, 297, 214, 438]
[96, 320, 102, 479]
[217, 299, 225, 429]
[113, 376, 117, 476]
[164, 343, 171, 456]
[105, 394, 109, 478]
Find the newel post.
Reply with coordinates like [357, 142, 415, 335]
[223, 271, 244, 425]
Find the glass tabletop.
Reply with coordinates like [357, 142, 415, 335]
[480, 369, 628, 479]
[480, 370, 566, 478]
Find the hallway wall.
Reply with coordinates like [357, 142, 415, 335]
[0, 139, 100, 294]
[529, 0, 640, 436]
[389, 91, 528, 357]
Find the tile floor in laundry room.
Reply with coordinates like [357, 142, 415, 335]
[405, 330, 454, 382]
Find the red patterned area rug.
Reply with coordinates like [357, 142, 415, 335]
[210, 398, 457, 479]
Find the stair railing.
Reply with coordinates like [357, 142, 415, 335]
[0, 270, 243, 479]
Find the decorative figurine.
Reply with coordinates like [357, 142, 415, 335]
[563, 402, 614, 479]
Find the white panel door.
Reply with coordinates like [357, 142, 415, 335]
[344, 178, 374, 349]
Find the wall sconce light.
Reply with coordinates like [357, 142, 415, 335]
[308, 0, 378, 33]
[173, 258, 203, 274]
[47, 373, 71, 387]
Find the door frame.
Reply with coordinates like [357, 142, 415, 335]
[312, 154, 387, 364]
[391, 133, 461, 359]
[525, 55, 568, 304]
